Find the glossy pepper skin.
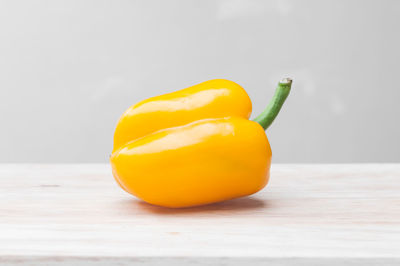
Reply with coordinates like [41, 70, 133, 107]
[112, 79, 252, 153]
[111, 79, 292, 208]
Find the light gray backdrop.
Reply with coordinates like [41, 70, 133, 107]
[1, 0, 399, 163]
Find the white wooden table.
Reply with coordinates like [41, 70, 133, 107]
[0, 164, 399, 265]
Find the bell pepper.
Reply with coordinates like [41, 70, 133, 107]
[111, 78, 292, 208]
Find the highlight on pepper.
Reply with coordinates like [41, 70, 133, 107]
[110, 78, 292, 208]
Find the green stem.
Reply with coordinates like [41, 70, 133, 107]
[253, 78, 292, 130]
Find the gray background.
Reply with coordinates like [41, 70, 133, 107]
[0, 0, 399, 163]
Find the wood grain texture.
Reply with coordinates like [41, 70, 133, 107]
[0, 164, 399, 265]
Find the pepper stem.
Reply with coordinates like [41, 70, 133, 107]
[253, 78, 292, 130]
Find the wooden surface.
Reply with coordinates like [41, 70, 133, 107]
[0, 164, 399, 265]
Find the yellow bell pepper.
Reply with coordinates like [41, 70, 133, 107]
[111, 78, 292, 208]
